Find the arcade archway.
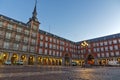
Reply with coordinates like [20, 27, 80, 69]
[87, 54, 94, 65]
[28, 56, 34, 65]
[64, 54, 70, 66]
[11, 53, 18, 64]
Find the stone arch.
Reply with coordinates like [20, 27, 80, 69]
[11, 53, 18, 64]
[64, 53, 70, 66]
[28, 55, 34, 65]
[86, 54, 95, 65]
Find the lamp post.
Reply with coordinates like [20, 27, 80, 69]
[81, 41, 88, 66]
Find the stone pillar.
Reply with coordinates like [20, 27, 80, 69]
[69, 58, 72, 66]
[62, 57, 65, 66]
[94, 58, 98, 65]
[8, 52, 12, 61]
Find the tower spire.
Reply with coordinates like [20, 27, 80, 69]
[32, 0, 38, 21]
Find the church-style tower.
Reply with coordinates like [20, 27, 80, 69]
[27, 0, 40, 55]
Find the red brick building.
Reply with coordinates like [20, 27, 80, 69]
[0, 3, 120, 66]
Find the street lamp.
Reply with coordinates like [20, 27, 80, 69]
[81, 41, 88, 66]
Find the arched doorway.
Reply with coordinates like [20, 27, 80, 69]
[21, 55, 26, 61]
[87, 54, 94, 65]
[37, 57, 42, 65]
[0, 53, 8, 64]
[11, 54, 18, 64]
[59, 60, 62, 65]
[28, 56, 34, 65]
[64, 54, 70, 66]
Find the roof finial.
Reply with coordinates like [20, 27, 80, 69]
[32, 0, 38, 21]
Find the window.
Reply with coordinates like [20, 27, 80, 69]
[40, 35, 43, 40]
[109, 46, 113, 51]
[93, 48, 96, 52]
[110, 52, 114, 56]
[33, 25, 37, 30]
[53, 38, 56, 43]
[115, 51, 119, 56]
[97, 54, 100, 58]
[104, 41, 108, 45]
[53, 44, 56, 49]
[101, 53, 104, 57]
[100, 42, 103, 46]
[17, 27, 22, 32]
[32, 39, 36, 44]
[25, 30, 29, 35]
[57, 51, 59, 56]
[15, 35, 20, 41]
[118, 39, 120, 43]
[81, 55, 84, 58]
[22, 45, 27, 51]
[45, 43, 48, 48]
[45, 36, 48, 41]
[53, 51, 55, 56]
[97, 48, 100, 52]
[105, 47, 108, 51]
[101, 47, 104, 52]
[0, 22, 3, 27]
[114, 45, 118, 50]
[45, 49, 47, 55]
[57, 40, 59, 44]
[4, 42, 9, 49]
[49, 43, 52, 48]
[66, 48, 68, 51]
[39, 48, 43, 54]
[106, 53, 109, 57]
[50, 38, 52, 42]
[57, 45, 59, 50]
[40, 41, 43, 47]
[30, 47, 35, 52]
[0, 31, 4, 36]
[109, 40, 112, 45]
[49, 50, 52, 55]
[60, 52, 62, 57]
[5, 32, 11, 39]
[13, 43, 19, 50]
[96, 43, 99, 46]
[7, 24, 13, 30]
[88, 49, 91, 53]
[24, 37, 28, 42]
[113, 40, 117, 44]
[32, 32, 36, 37]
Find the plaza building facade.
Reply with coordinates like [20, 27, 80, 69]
[77, 34, 120, 66]
[0, 5, 120, 66]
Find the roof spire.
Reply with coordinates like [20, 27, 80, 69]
[32, 0, 38, 21]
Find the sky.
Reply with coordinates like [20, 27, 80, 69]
[0, 0, 120, 42]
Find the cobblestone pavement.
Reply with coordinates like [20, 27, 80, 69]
[0, 66, 120, 80]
